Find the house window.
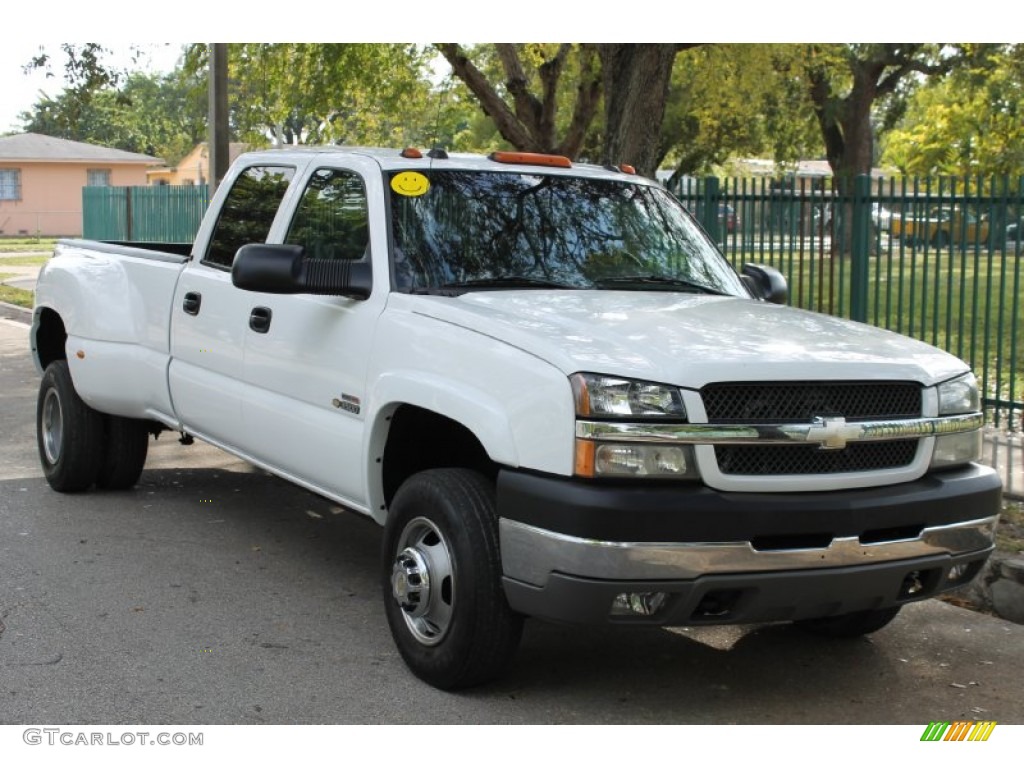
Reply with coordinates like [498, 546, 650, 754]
[87, 169, 111, 187]
[0, 168, 21, 201]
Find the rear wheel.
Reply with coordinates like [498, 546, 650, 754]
[37, 360, 103, 492]
[795, 606, 902, 638]
[96, 416, 149, 490]
[382, 468, 523, 689]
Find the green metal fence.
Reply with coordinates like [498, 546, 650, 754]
[83, 185, 210, 243]
[670, 175, 1024, 431]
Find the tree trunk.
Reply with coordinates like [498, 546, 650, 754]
[597, 44, 680, 177]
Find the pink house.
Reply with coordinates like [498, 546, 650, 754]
[0, 133, 160, 237]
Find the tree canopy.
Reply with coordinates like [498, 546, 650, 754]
[881, 44, 1024, 177]
[16, 42, 1024, 181]
[20, 69, 206, 165]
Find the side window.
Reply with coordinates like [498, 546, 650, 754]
[285, 168, 369, 261]
[204, 165, 294, 269]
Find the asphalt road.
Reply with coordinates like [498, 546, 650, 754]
[1, 313, 1023, 726]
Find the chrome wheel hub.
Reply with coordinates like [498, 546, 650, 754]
[42, 388, 64, 465]
[390, 517, 454, 646]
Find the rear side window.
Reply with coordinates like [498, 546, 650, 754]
[204, 165, 295, 268]
[285, 168, 369, 261]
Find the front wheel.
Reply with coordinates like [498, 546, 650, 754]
[37, 360, 104, 492]
[382, 468, 523, 689]
[795, 606, 902, 638]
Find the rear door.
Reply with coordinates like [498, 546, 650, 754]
[168, 163, 298, 447]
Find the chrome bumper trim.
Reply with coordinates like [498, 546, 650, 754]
[576, 413, 983, 449]
[499, 515, 998, 587]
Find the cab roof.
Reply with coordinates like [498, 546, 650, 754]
[232, 146, 653, 183]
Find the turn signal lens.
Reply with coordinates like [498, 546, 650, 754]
[574, 440, 699, 479]
[489, 151, 572, 168]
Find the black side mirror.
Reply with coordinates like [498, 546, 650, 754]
[741, 263, 788, 305]
[231, 243, 372, 300]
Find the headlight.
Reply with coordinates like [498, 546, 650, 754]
[571, 373, 698, 479]
[571, 373, 686, 419]
[937, 372, 979, 415]
[931, 372, 981, 468]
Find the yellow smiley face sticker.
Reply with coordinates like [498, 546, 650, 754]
[391, 172, 431, 197]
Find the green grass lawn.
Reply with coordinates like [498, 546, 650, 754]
[0, 255, 49, 266]
[0, 238, 56, 253]
[0, 274, 34, 308]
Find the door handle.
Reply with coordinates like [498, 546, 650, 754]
[183, 291, 202, 315]
[249, 306, 272, 334]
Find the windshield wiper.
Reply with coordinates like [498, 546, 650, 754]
[439, 276, 579, 291]
[591, 275, 728, 295]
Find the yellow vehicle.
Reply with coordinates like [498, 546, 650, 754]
[891, 205, 990, 247]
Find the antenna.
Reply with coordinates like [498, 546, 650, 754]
[428, 71, 454, 160]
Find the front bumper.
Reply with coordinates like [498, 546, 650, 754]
[496, 464, 1001, 625]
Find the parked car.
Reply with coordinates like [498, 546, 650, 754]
[872, 203, 892, 232]
[1006, 222, 1020, 249]
[718, 203, 738, 233]
[891, 205, 989, 247]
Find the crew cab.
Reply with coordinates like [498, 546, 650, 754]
[31, 147, 1002, 689]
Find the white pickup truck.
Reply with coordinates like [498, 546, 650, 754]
[32, 147, 1002, 689]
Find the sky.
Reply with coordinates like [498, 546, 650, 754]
[0, 43, 186, 134]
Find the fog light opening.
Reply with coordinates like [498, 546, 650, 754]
[691, 589, 743, 620]
[610, 591, 668, 617]
[947, 561, 980, 585]
[900, 570, 924, 598]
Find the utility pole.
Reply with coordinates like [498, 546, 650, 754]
[208, 43, 229, 195]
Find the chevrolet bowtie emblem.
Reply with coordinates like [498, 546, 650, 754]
[806, 416, 862, 450]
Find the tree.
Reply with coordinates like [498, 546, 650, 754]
[183, 44, 436, 148]
[881, 44, 1024, 177]
[801, 44, 966, 182]
[436, 44, 601, 159]
[439, 43, 698, 177]
[659, 45, 821, 177]
[20, 70, 207, 165]
[595, 44, 691, 176]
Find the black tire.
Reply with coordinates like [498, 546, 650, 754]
[96, 416, 149, 490]
[37, 360, 104, 493]
[795, 606, 902, 638]
[932, 231, 950, 249]
[382, 468, 524, 689]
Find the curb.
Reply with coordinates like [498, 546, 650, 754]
[0, 300, 32, 323]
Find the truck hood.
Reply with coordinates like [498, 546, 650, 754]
[409, 291, 968, 388]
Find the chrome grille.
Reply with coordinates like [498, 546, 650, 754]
[702, 381, 923, 476]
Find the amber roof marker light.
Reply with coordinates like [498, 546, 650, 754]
[400, 147, 423, 159]
[489, 151, 572, 168]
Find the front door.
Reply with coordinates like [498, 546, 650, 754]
[235, 163, 386, 510]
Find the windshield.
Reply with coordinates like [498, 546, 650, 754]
[388, 170, 747, 296]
